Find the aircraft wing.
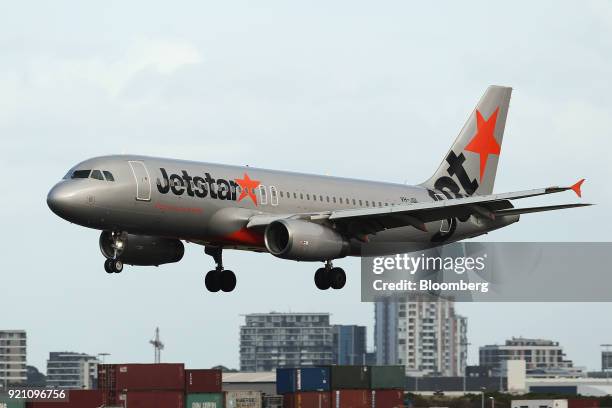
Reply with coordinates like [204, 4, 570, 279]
[327, 180, 591, 235]
[246, 179, 591, 237]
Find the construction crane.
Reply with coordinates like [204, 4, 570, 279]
[150, 327, 164, 364]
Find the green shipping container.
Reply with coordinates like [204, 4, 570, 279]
[0, 395, 26, 408]
[330, 365, 370, 389]
[370, 365, 405, 389]
[186, 393, 225, 408]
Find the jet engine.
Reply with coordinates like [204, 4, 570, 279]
[99, 231, 184, 266]
[264, 219, 349, 261]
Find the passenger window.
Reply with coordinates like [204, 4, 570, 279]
[313, 195, 317, 201]
[293, 192, 297, 199]
[259, 185, 268, 205]
[300, 193, 303, 200]
[103, 171, 115, 182]
[306, 194, 310, 200]
[71, 170, 91, 179]
[333, 197, 336, 203]
[326, 196, 330, 202]
[352, 199, 356, 205]
[359, 200, 363, 206]
[270, 186, 278, 206]
[366, 201, 370, 206]
[91, 170, 104, 180]
[319, 195, 323, 201]
[339, 197, 343, 204]
[280, 191, 284, 198]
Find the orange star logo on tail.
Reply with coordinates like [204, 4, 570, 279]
[234, 173, 260, 206]
[465, 107, 501, 181]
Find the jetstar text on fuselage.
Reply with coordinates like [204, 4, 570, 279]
[156, 168, 261, 205]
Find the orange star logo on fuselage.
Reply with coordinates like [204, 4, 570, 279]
[234, 173, 261, 206]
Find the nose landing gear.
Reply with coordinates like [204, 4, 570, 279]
[104, 258, 123, 273]
[102, 231, 126, 274]
[314, 260, 346, 290]
[204, 246, 237, 293]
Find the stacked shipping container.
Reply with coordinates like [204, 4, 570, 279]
[279, 366, 405, 408]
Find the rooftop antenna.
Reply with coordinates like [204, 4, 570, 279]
[150, 327, 164, 364]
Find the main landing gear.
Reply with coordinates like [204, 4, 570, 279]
[204, 247, 237, 293]
[314, 260, 346, 290]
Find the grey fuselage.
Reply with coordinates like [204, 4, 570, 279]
[47, 155, 517, 257]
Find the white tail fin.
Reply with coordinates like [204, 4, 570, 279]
[421, 85, 512, 196]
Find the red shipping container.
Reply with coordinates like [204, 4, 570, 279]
[569, 400, 600, 408]
[125, 390, 184, 408]
[332, 390, 371, 408]
[115, 363, 185, 391]
[371, 389, 404, 408]
[28, 390, 104, 408]
[185, 368, 222, 393]
[284, 392, 331, 408]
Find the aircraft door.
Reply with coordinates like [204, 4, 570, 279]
[128, 160, 152, 201]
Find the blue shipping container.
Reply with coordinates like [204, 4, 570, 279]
[298, 367, 330, 392]
[276, 367, 330, 394]
[276, 368, 296, 394]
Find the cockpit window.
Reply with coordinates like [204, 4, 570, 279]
[103, 171, 115, 182]
[71, 170, 91, 179]
[91, 170, 104, 180]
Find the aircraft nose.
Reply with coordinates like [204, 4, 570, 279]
[47, 182, 77, 217]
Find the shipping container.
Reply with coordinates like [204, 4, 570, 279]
[330, 366, 370, 390]
[0, 394, 25, 408]
[277, 368, 331, 394]
[27, 390, 104, 408]
[283, 392, 331, 408]
[369, 366, 405, 390]
[186, 369, 223, 393]
[371, 389, 404, 408]
[569, 400, 600, 408]
[115, 363, 185, 391]
[186, 392, 225, 408]
[226, 391, 262, 408]
[125, 390, 184, 408]
[331, 390, 371, 408]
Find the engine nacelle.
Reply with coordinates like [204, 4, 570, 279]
[264, 219, 349, 261]
[99, 231, 184, 266]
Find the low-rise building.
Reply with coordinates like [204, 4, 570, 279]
[480, 338, 582, 377]
[46, 352, 99, 389]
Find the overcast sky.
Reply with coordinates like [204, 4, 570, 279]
[1, 0, 611, 373]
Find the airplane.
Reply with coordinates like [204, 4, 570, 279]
[47, 85, 591, 293]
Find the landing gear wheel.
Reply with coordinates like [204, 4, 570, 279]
[112, 260, 123, 273]
[329, 267, 346, 290]
[314, 267, 331, 290]
[220, 270, 237, 292]
[104, 259, 113, 274]
[205, 270, 221, 292]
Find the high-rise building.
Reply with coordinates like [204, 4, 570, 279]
[0, 330, 27, 389]
[332, 325, 367, 365]
[240, 313, 333, 372]
[479, 338, 581, 377]
[375, 297, 467, 376]
[46, 352, 99, 389]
